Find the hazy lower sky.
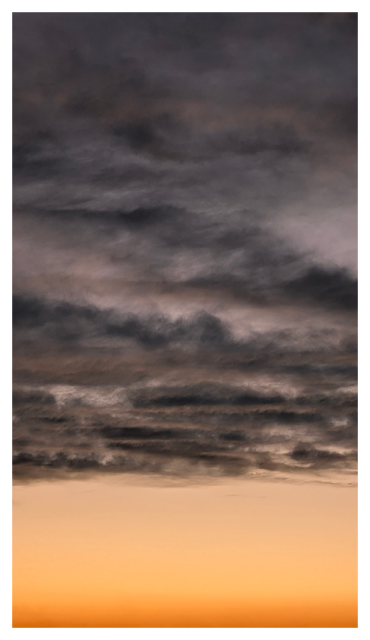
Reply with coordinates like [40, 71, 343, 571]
[13, 476, 357, 628]
[12, 12, 357, 628]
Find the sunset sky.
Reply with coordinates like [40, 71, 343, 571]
[12, 12, 357, 628]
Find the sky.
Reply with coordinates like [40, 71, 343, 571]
[12, 12, 357, 628]
[13, 476, 357, 628]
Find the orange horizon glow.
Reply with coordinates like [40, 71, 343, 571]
[13, 476, 357, 628]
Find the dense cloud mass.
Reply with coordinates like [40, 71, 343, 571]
[13, 13, 357, 483]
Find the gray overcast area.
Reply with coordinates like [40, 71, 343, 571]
[13, 13, 357, 483]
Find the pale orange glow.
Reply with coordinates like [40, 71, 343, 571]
[13, 476, 357, 627]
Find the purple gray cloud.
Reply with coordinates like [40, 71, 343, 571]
[13, 13, 357, 483]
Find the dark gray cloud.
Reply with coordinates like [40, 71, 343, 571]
[13, 13, 357, 483]
[129, 384, 286, 408]
[290, 443, 357, 471]
[13, 294, 233, 348]
[13, 13, 357, 132]
[12, 372, 357, 482]
[283, 267, 357, 310]
[12, 388, 56, 406]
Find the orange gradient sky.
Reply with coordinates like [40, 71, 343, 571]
[13, 476, 357, 628]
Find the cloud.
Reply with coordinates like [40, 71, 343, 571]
[41, 205, 181, 228]
[12, 14, 357, 484]
[181, 267, 358, 312]
[129, 384, 286, 408]
[100, 426, 179, 440]
[13, 388, 56, 406]
[283, 266, 357, 310]
[290, 443, 357, 471]
[12, 373, 357, 482]
[13, 14, 357, 130]
[13, 294, 234, 348]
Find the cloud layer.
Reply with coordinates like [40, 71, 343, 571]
[13, 13, 357, 483]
